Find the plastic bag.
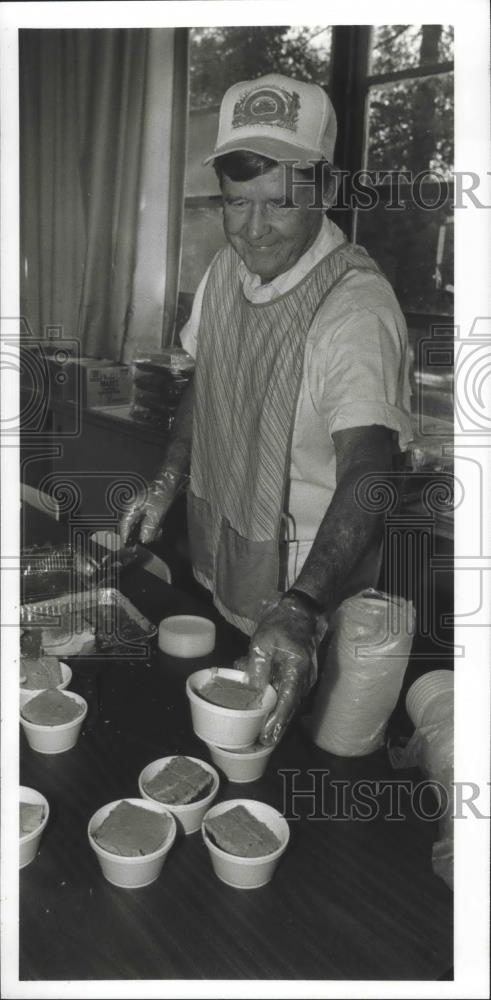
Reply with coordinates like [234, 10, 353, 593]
[130, 348, 194, 429]
[310, 589, 415, 757]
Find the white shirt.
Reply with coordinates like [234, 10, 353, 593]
[180, 216, 413, 580]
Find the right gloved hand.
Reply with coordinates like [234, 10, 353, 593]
[119, 471, 181, 547]
[236, 593, 320, 746]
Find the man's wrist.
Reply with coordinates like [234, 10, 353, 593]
[283, 587, 324, 618]
[154, 468, 189, 492]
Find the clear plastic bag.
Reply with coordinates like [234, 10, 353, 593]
[130, 348, 194, 429]
[310, 589, 416, 757]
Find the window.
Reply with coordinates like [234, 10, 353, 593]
[351, 25, 454, 317]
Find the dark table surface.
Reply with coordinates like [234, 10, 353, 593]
[19, 556, 454, 983]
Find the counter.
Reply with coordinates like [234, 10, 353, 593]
[19, 564, 453, 982]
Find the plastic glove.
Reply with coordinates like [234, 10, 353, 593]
[238, 594, 320, 746]
[119, 470, 183, 547]
[73, 550, 100, 584]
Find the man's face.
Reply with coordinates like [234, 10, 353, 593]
[221, 164, 324, 284]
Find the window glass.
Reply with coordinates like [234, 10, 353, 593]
[355, 199, 454, 316]
[180, 204, 226, 294]
[188, 26, 332, 110]
[369, 25, 454, 75]
[365, 73, 454, 176]
[186, 108, 221, 198]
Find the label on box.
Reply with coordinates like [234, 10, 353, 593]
[86, 367, 131, 407]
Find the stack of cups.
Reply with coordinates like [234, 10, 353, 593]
[186, 668, 277, 782]
[405, 669, 454, 890]
[406, 670, 453, 731]
[310, 590, 415, 756]
[405, 669, 454, 799]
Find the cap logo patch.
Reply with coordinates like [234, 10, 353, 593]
[232, 87, 300, 132]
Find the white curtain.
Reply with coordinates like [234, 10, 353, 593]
[20, 28, 188, 362]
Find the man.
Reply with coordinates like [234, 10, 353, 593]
[120, 74, 413, 745]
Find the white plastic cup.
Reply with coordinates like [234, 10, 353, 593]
[20, 689, 88, 754]
[19, 786, 50, 868]
[20, 661, 72, 696]
[138, 756, 220, 834]
[158, 615, 216, 657]
[406, 670, 454, 728]
[88, 798, 177, 888]
[204, 740, 275, 783]
[186, 668, 277, 749]
[405, 670, 454, 860]
[202, 798, 289, 889]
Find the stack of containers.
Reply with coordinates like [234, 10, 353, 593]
[130, 347, 195, 431]
[310, 589, 416, 756]
[186, 668, 277, 783]
[405, 669, 454, 889]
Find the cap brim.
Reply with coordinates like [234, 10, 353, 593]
[202, 135, 330, 170]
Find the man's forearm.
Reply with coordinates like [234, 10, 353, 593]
[155, 378, 194, 484]
[288, 425, 394, 613]
[292, 461, 385, 613]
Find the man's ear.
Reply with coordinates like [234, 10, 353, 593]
[322, 167, 340, 210]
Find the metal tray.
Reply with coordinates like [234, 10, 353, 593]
[20, 588, 157, 657]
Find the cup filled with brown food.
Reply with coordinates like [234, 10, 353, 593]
[88, 798, 177, 888]
[186, 668, 277, 749]
[138, 755, 220, 834]
[201, 799, 290, 889]
[20, 689, 88, 754]
[20, 654, 72, 694]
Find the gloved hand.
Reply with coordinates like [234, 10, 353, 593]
[119, 469, 183, 547]
[238, 593, 321, 746]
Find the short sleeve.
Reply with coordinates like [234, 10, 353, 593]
[309, 286, 414, 452]
[179, 259, 217, 359]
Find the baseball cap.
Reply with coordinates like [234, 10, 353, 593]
[203, 73, 337, 169]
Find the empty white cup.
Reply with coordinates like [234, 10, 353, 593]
[158, 615, 216, 657]
[202, 798, 289, 889]
[20, 689, 88, 754]
[204, 740, 275, 783]
[19, 786, 50, 868]
[406, 670, 454, 728]
[186, 668, 276, 749]
[88, 798, 177, 888]
[138, 756, 220, 834]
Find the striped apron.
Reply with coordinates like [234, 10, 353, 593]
[188, 239, 381, 634]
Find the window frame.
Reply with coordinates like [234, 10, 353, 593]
[329, 25, 454, 324]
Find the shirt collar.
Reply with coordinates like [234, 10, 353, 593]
[238, 216, 346, 302]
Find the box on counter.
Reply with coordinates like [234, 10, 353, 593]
[62, 359, 132, 408]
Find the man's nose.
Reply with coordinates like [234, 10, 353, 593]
[247, 203, 271, 240]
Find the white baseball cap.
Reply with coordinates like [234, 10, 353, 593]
[203, 73, 337, 169]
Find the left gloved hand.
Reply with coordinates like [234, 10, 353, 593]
[238, 594, 321, 746]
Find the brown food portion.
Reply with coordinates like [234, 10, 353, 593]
[92, 800, 172, 857]
[19, 802, 45, 836]
[143, 757, 213, 805]
[21, 656, 63, 690]
[21, 689, 84, 726]
[204, 804, 282, 858]
[198, 677, 262, 710]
